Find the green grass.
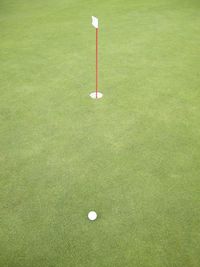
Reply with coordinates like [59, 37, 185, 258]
[1, 0, 200, 266]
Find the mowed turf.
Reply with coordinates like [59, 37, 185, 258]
[0, 0, 200, 266]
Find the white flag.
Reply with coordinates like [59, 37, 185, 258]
[92, 16, 98, 28]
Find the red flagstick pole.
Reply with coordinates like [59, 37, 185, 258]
[96, 28, 98, 98]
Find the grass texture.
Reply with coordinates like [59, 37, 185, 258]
[0, 0, 200, 266]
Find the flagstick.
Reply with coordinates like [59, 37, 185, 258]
[90, 16, 103, 99]
[96, 28, 98, 98]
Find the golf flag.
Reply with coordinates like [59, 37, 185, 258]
[89, 16, 103, 99]
[92, 16, 98, 28]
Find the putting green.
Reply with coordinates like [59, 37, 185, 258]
[0, 0, 200, 266]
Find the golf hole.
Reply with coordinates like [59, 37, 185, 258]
[89, 92, 103, 99]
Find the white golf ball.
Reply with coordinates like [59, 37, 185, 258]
[88, 211, 97, 221]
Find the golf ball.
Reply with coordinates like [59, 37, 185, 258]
[88, 211, 97, 221]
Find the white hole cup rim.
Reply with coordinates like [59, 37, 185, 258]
[89, 92, 103, 99]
